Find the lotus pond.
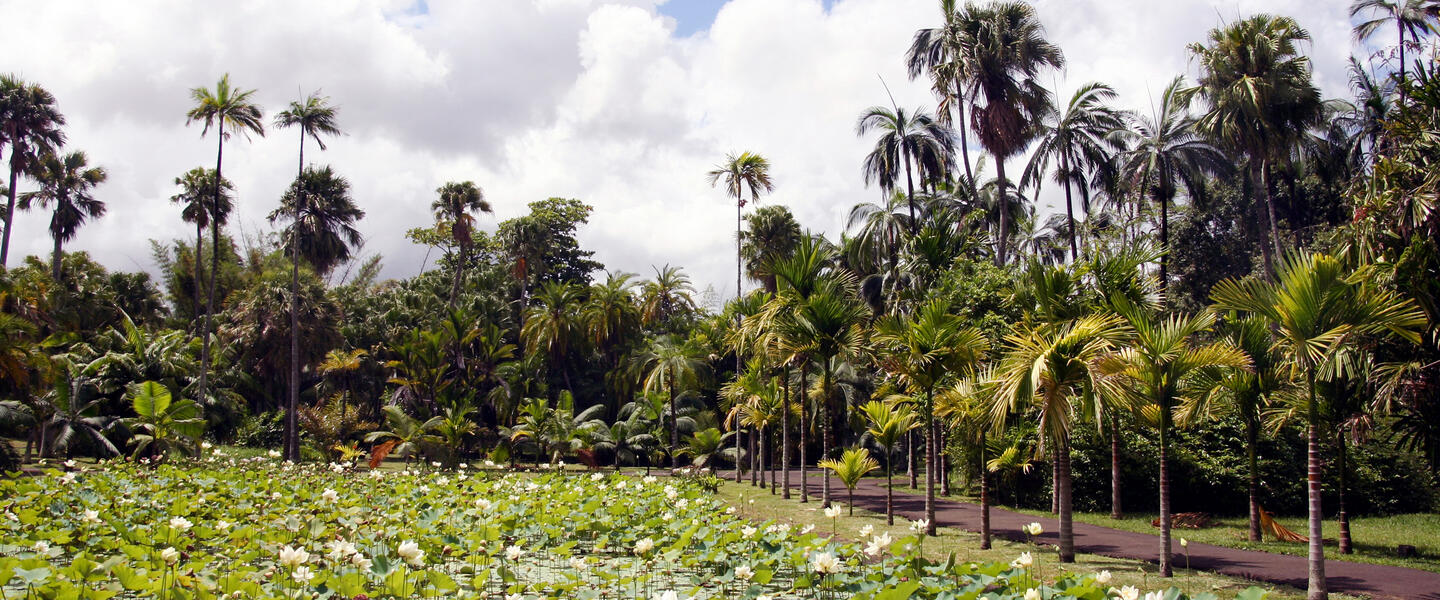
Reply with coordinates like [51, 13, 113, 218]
[1, 457, 1263, 600]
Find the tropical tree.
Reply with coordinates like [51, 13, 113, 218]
[1113, 77, 1230, 290]
[680, 427, 733, 469]
[859, 399, 920, 524]
[123, 381, 204, 462]
[1350, 0, 1440, 96]
[365, 405, 442, 466]
[432, 181, 492, 305]
[783, 281, 867, 507]
[1021, 82, 1126, 261]
[19, 151, 106, 281]
[1187, 15, 1323, 277]
[170, 168, 232, 326]
[584, 271, 642, 414]
[964, 1, 1064, 265]
[0, 75, 67, 267]
[740, 205, 802, 294]
[709, 151, 774, 417]
[640, 265, 697, 331]
[635, 334, 707, 468]
[907, 0, 983, 196]
[521, 281, 586, 391]
[873, 299, 989, 535]
[1211, 253, 1426, 600]
[818, 447, 880, 515]
[856, 104, 954, 233]
[185, 74, 263, 413]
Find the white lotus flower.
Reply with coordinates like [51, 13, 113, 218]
[741, 526, 757, 537]
[504, 595, 522, 600]
[201, 442, 213, 450]
[1116, 585, 1140, 600]
[823, 505, 842, 519]
[217, 520, 231, 531]
[1095, 569, 1112, 584]
[33, 540, 49, 554]
[60, 472, 76, 485]
[351, 552, 372, 571]
[1024, 589, 1041, 600]
[64, 459, 77, 468]
[278, 545, 310, 568]
[675, 498, 689, 509]
[591, 472, 605, 481]
[569, 556, 586, 571]
[161, 546, 181, 564]
[643, 475, 657, 484]
[292, 566, 314, 584]
[1024, 522, 1044, 536]
[664, 485, 678, 500]
[909, 518, 929, 532]
[811, 551, 842, 574]
[1180, 537, 1188, 548]
[505, 545, 524, 561]
[82, 509, 100, 524]
[757, 596, 773, 600]
[726, 506, 736, 515]
[1144, 593, 1164, 600]
[169, 516, 193, 531]
[634, 537, 655, 555]
[321, 489, 339, 503]
[268, 450, 282, 458]
[864, 532, 894, 557]
[734, 565, 753, 580]
[474, 498, 493, 511]
[858, 524, 873, 537]
[397, 540, 424, 566]
[1011, 552, 1034, 569]
[484, 460, 496, 468]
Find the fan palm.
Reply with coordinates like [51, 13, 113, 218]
[432, 181, 492, 305]
[1186, 15, 1323, 277]
[1022, 82, 1126, 261]
[19, 151, 106, 282]
[860, 399, 920, 524]
[873, 299, 989, 534]
[1211, 253, 1425, 600]
[0, 75, 66, 267]
[170, 168, 232, 326]
[186, 74, 263, 414]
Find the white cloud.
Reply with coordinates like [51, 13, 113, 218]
[0, 0, 1361, 301]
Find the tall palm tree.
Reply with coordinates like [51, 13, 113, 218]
[907, 0, 982, 197]
[860, 399, 920, 525]
[432, 181, 492, 305]
[1350, 0, 1440, 97]
[170, 168, 232, 327]
[0, 75, 67, 267]
[1114, 77, 1230, 291]
[1021, 82, 1126, 261]
[990, 313, 1129, 563]
[19, 151, 106, 281]
[521, 281, 586, 392]
[636, 334, 707, 468]
[1187, 15, 1323, 277]
[873, 299, 989, 535]
[740, 204, 802, 295]
[186, 74, 263, 411]
[1097, 302, 1250, 577]
[640, 264, 697, 331]
[585, 271, 642, 415]
[964, 1, 1064, 265]
[857, 105, 953, 233]
[708, 152, 774, 303]
[273, 92, 341, 462]
[1211, 253, 1425, 600]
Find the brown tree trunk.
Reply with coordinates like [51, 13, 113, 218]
[996, 158, 1011, 266]
[1248, 418, 1262, 542]
[799, 363, 809, 503]
[821, 364, 832, 507]
[1306, 375, 1328, 600]
[1160, 413, 1173, 577]
[1338, 432, 1352, 555]
[1111, 415, 1124, 519]
[980, 429, 992, 549]
[782, 365, 791, 500]
[924, 388, 937, 536]
[1057, 437, 1074, 563]
[907, 429, 918, 489]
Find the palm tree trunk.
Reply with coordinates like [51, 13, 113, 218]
[907, 429, 918, 489]
[1260, 161, 1281, 278]
[1159, 191, 1170, 296]
[1338, 431, 1352, 555]
[1112, 414, 1123, 519]
[770, 426, 777, 493]
[782, 364, 791, 500]
[1062, 153, 1079, 262]
[1248, 417, 1261, 542]
[995, 158, 1011, 266]
[286, 135, 304, 463]
[800, 362, 809, 503]
[979, 429, 991, 549]
[821, 363, 833, 507]
[903, 153, 918, 235]
[955, 83, 977, 199]
[924, 387, 937, 536]
[2, 156, 21, 267]
[51, 235, 62, 282]
[1058, 436, 1075, 563]
[669, 379, 679, 470]
[939, 421, 951, 496]
[1160, 412, 1173, 577]
[193, 221, 204, 333]
[885, 457, 895, 525]
[1306, 373, 1327, 600]
[750, 424, 758, 486]
[200, 136, 224, 410]
[1398, 20, 1408, 102]
[1051, 455, 1060, 514]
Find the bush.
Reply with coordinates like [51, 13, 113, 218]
[232, 410, 285, 448]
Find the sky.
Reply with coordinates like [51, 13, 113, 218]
[0, 0, 1372, 308]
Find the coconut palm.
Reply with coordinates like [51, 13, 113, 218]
[964, 1, 1064, 265]
[818, 447, 880, 516]
[170, 168, 232, 326]
[0, 75, 67, 267]
[860, 399, 920, 524]
[907, 0, 983, 197]
[185, 74, 263, 413]
[19, 151, 106, 282]
[1350, 0, 1440, 97]
[991, 313, 1129, 563]
[1022, 82, 1126, 261]
[635, 334, 707, 468]
[1211, 253, 1426, 600]
[857, 105, 953, 234]
[1187, 15, 1323, 277]
[1097, 301, 1250, 577]
[432, 181, 492, 305]
[873, 299, 989, 535]
[1113, 77, 1230, 291]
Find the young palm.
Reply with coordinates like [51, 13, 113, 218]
[19, 151, 106, 281]
[860, 399, 920, 524]
[1211, 253, 1425, 600]
[818, 447, 880, 515]
[1097, 301, 1250, 577]
[857, 105, 953, 234]
[186, 74, 263, 411]
[635, 334, 707, 468]
[0, 75, 67, 267]
[936, 374, 998, 547]
[1021, 82, 1126, 261]
[432, 181, 492, 305]
[873, 299, 989, 535]
[521, 281, 586, 391]
[170, 168, 232, 326]
[1186, 15, 1322, 277]
[991, 312, 1129, 562]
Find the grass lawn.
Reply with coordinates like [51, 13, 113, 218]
[713, 479, 1362, 600]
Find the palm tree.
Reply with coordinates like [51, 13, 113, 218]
[1211, 253, 1425, 600]
[271, 166, 364, 276]
[783, 281, 867, 507]
[640, 264, 697, 330]
[1350, 0, 1440, 97]
[0, 75, 67, 267]
[1187, 15, 1323, 277]
[273, 93, 341, 462]
[521, 281, 586, 392]
[990, 313, 1129, 562]
[740, 205, 802, 294]
[366, 405, 442, 465]
[964, 1, 1064, 265]
[584, 272, 642, 415]
[19, 151, 106, 282]
[636, 334, 707, 468]
[907, 0, 983, 197]
[432, 181, 493, 305]
[186, 74, 263, 413]
[856, 105, 953, 234]
[873, 299, 989, 535]
[1114, 77, 1230, 291]
[1022, 82, 1125, 261]
[860, 399, 920, 524]
[709, 151, 773, 423]
[818, 447, 880, 515]
[170, 168, 232, 327]
[1097, 302, 1250, 577]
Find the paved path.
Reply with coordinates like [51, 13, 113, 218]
[759, 472, 1440, 599]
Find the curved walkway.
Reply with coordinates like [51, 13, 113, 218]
[769, 473, 1439, 599]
